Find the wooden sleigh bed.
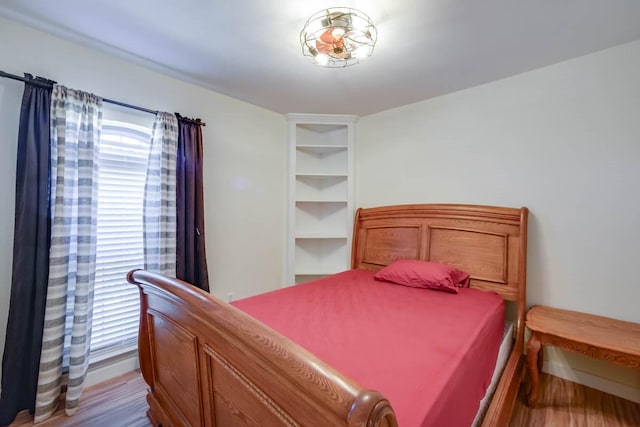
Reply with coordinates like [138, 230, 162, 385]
[127, 203, 528, 426]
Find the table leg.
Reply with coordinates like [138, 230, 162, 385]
[537, 343, 544, 372]
[526, 333, 542, 407]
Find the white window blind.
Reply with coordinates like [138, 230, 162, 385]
[90, 121, 151, 360]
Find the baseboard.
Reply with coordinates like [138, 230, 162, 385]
[85, 353, 139, 388]
[542, 359, 640, 404]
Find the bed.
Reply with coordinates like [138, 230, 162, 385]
[127, 203, 528, 426]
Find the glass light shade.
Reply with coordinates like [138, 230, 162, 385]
[300, 7, 377, 68]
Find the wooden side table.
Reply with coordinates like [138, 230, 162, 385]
[525, 305, 640, 407]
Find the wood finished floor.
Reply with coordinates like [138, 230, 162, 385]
[10, 371, 151, 427]
[510, 373, 640, 426]
[9, 371, 640, 426]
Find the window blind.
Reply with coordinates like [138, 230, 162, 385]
[90, 121, 151, 360]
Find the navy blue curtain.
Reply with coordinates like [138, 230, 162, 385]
[0, 75, 54, 425]
[175, 114, 210, 292]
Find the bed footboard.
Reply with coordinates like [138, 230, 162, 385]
[127, 269, 398, 427]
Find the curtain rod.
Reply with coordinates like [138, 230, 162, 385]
[0, 70, 206, 126]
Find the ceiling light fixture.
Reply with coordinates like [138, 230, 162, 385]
[300, 7, 378, 68]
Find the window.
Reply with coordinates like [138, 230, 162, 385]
[89, 120, 151, 361]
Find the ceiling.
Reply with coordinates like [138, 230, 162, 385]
[1, 0, 640, 116]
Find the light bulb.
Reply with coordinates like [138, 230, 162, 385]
[331, 27, 345, 39]
[315, 54, 329, 66]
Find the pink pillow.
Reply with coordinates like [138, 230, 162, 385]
[373, 259, 470, 294]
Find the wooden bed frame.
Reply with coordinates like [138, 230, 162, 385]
[127, 203, 528, 427]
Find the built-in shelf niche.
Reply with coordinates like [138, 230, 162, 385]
[287, 114, 356, 285]
[294, 238, 349, 276]
[295, 147, 347, 175]
[296, 124, 348, 146]
[295, 201, 348, 237]
[295, 176, 347, 202]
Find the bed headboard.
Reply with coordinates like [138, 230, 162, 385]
[351, 204, 528, 346]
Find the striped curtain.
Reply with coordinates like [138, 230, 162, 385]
[143, 112, 178, 275]
[35, 85, 102, 422]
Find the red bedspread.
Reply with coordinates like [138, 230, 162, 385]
[232, 269, 505, 427]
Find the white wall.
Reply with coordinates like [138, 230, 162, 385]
[0, 63, 21, 393]
[357, 40, 640, 401]
[0, 16, 286, 387]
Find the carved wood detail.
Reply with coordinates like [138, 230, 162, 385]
[541, 335, 640, 368]
[203, 344, 298, 426]
[427, 226, 509, 285]
[360, 225, 421, 266]
[147, 310, 204, 427]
